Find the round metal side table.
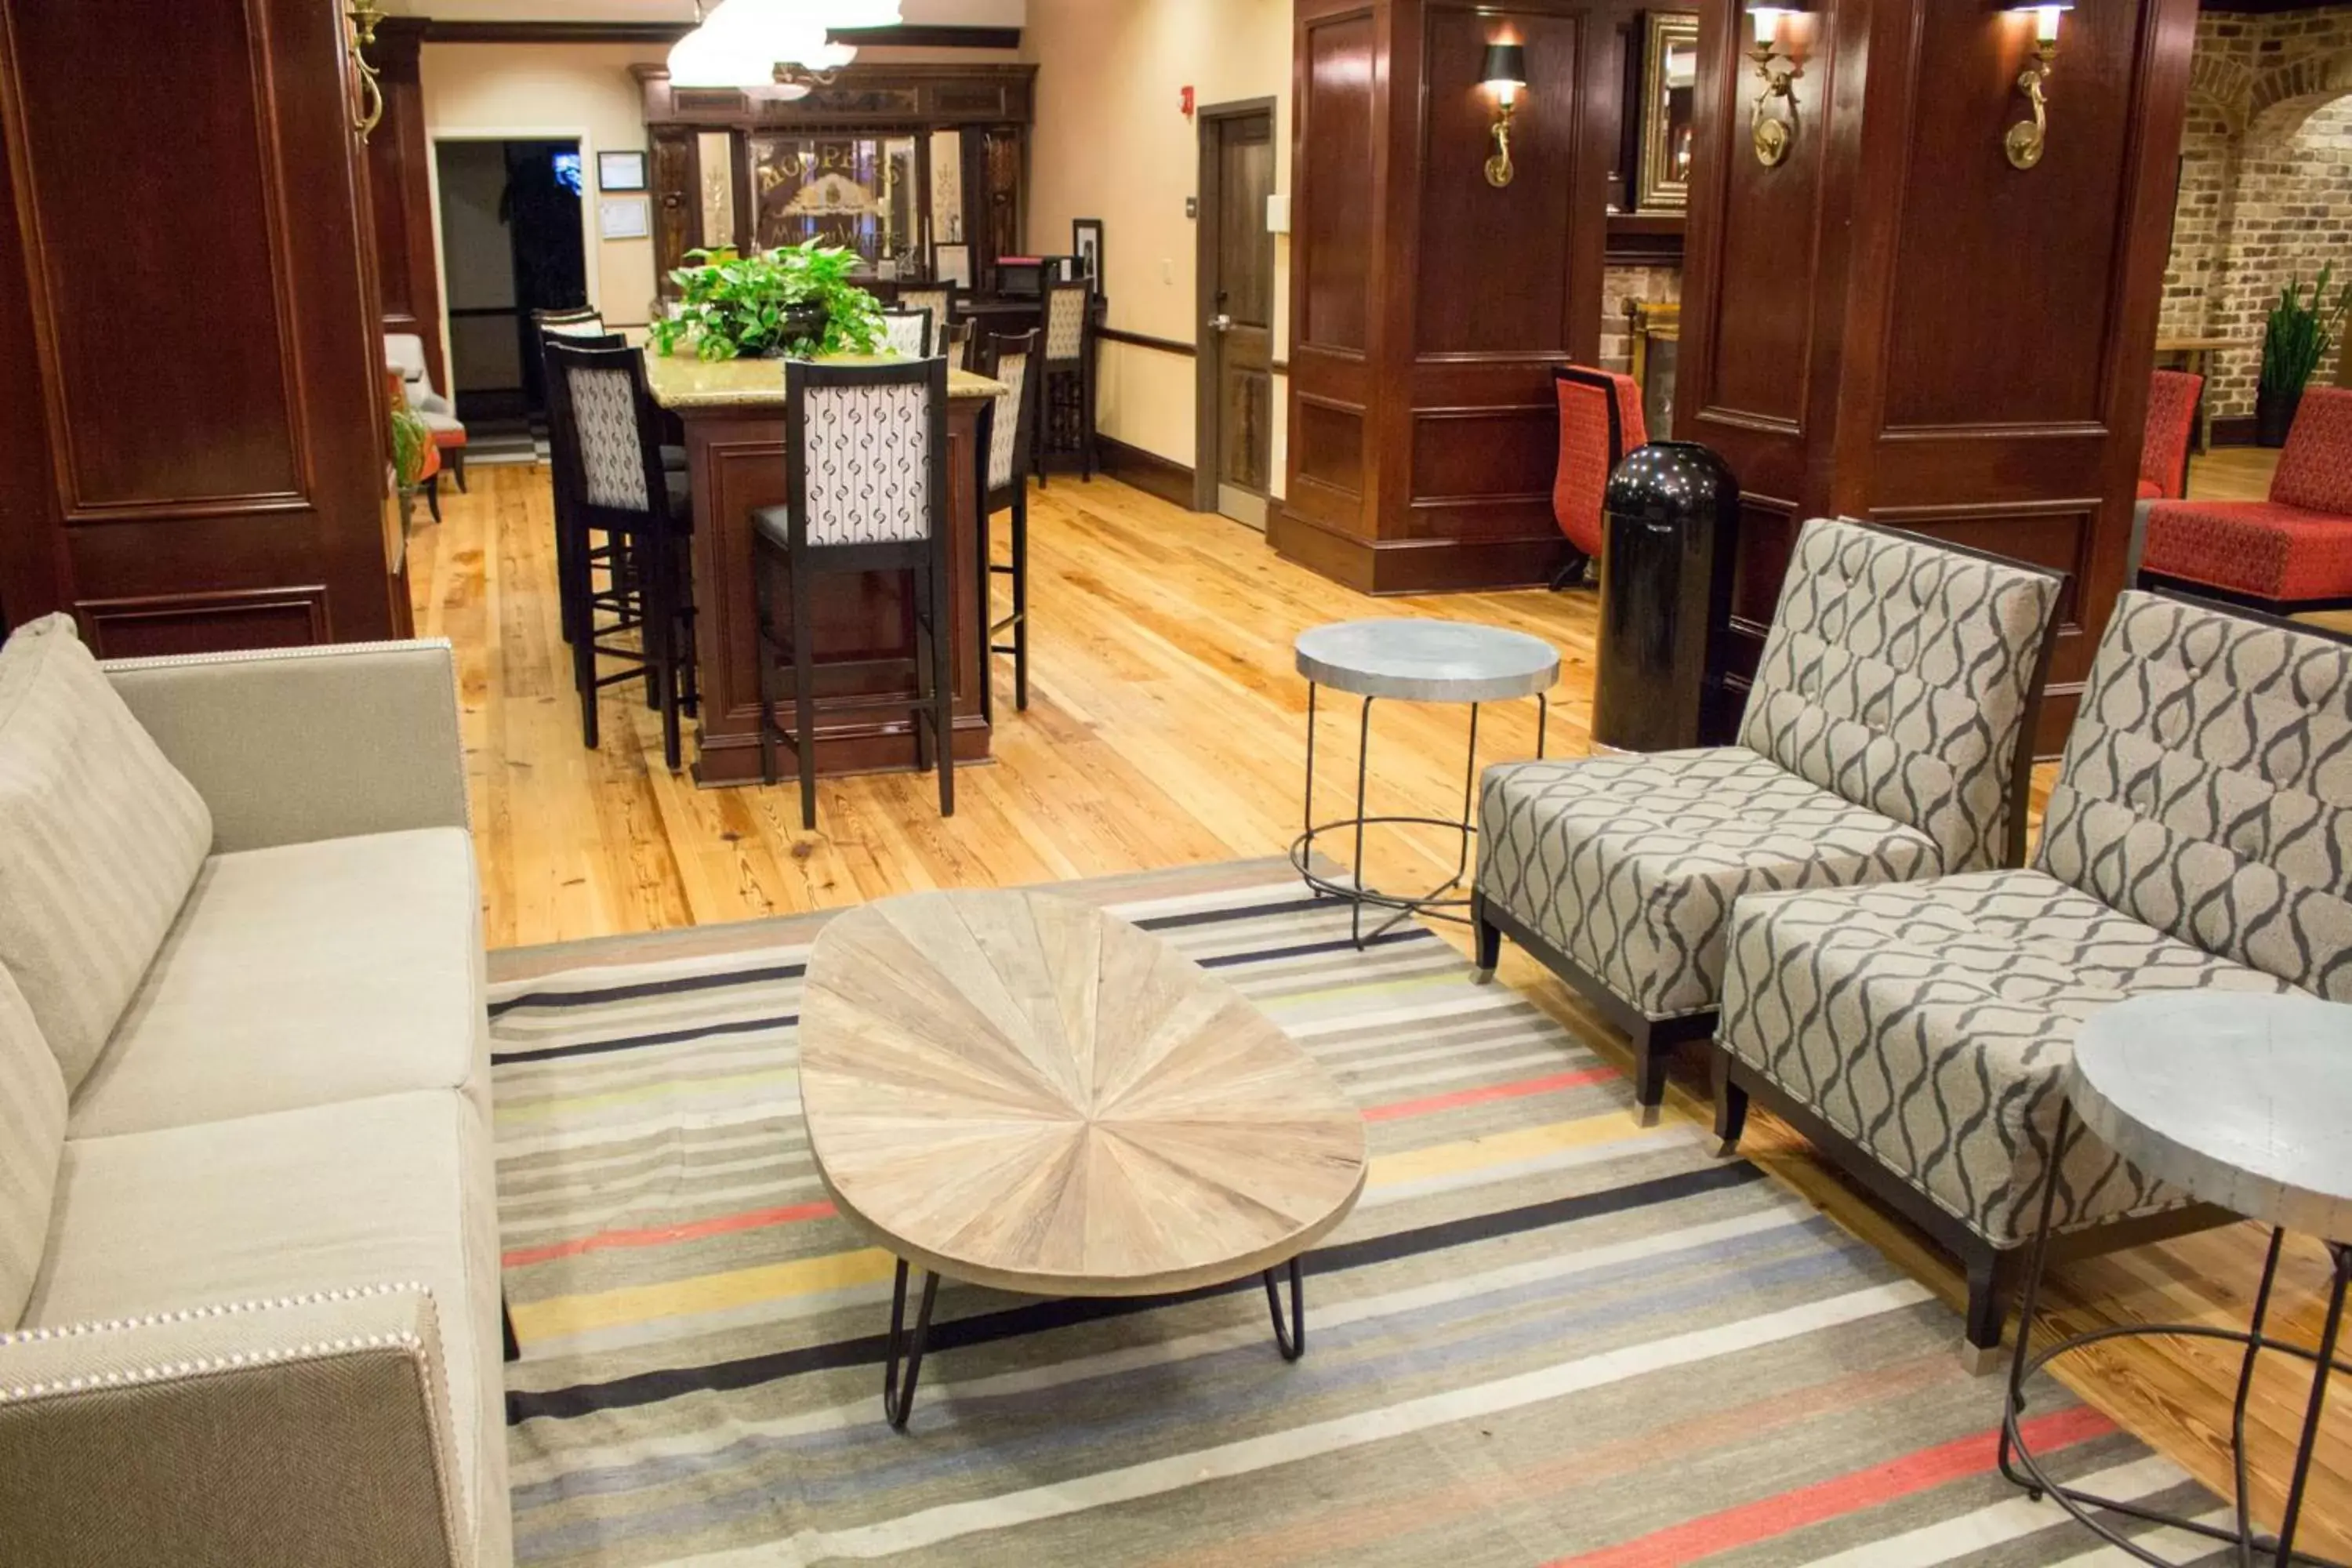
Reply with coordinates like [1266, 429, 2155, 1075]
[2002, 991, 2352, 1567]
[1290, 619, 1559, 947]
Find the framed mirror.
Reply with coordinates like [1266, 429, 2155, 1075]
[1635, 12, 1700, 211]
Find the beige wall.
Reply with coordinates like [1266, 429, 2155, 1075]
[1023, 0, 1290, 495]
[419, 40, 670, 380]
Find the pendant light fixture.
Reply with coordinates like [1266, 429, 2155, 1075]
[667, 0, 902, 91]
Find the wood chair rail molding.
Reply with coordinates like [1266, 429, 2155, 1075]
[1674, 0, 2198, 747]
[1275, 0, 1624, 594]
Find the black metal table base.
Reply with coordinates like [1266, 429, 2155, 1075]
[1290, 683, 1548, 948]
[2001, 1102, 2352, 1567]
[880, 1254, 1314, 1428]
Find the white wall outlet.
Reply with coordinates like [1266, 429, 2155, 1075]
[1265, 194, 1291, 234]
[1160, 257, 1175, 285]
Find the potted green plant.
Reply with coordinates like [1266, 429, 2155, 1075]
[648, 241, 887, 361]
[2256, 266, 2352, 446]
[389, 402, 434, 533]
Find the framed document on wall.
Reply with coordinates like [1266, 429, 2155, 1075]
[598, 150, 648, 192]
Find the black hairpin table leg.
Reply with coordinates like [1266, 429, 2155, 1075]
[1265, 1257, 1305, 1362]
[883, 1258, 939, 1431]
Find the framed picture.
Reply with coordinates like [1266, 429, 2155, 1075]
[932, 241, 972, 289]
[1072, 218, 1105, 294]
[598, 197, 650, 241]
[597, 149, 647, 193]
[1635, 13, 1700, 212]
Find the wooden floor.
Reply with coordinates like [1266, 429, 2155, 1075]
[412, 446, 2346, 1553]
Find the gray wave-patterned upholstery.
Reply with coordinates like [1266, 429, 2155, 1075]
[1478, 750, 1941, 1019]
[1475, 517, 2060, 1027]
[1718, 872, 2290, 1247]
[1717, 591, 2352, 1249]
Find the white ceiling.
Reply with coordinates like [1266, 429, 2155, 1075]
[378, 0, 1024, 23]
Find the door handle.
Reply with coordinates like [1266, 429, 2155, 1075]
[1209, 314, 1234, 332]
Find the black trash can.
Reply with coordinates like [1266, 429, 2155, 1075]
[1591, 441, 1740, 753]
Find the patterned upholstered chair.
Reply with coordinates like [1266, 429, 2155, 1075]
[2141, 385, 2352, 613]
[1712, 590, 2352, 1359]
[384, 332, 466, 496]
[752, 358, 954, 832]
[1550, 365, 1646, 587]
[897, 282, 956, 342]
[1474, 518, 2064, 1116]
[976, 328, 1043, 717]
[543, 338, 699, 771]
[880, 306, 935, 358]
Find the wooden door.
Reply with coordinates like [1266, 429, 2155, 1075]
[0, 0, 406, 650]
[1197, 103, 1277, 528]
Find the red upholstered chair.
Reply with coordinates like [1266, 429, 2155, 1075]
[1552, 366, 1647, 589]
[2142, 386, 2352, 614]
[2137, 368, 2201, 502]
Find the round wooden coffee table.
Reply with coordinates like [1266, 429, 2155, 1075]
[800, 889, 1369, 1428]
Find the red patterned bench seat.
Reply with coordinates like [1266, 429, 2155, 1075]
[2141, 386, 2352, 612]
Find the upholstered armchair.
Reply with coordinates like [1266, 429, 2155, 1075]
[1712, 590, 2352, 1361]
[384, 333, 467, 495]
[2122, 368, 2202, 584]
[1474, 517, 2064, 1116]
[1548, 366, 1646, 588]
[2140, 384, 2352, 613]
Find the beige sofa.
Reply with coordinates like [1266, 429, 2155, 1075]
[0, 622, 508, 1568]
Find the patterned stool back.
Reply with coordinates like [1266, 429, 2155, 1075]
[545, 339, 663, 524]
[880, 307, 934, 359]
[1737, 517, 2064, 874]
[1042, 281, 1090, 365]
[786, 358, 947, 550]
[2038, 590, 2352, 997]
[898, 285, 954, 330]
[981, 328, 1040, 502]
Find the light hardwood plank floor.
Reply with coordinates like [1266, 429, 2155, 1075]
[414, 456, 2345, 1553]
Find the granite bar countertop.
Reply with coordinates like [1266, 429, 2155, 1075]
[643, 350, 1007, 411]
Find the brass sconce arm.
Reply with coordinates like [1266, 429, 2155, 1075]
[347, 0, 385, 141]
[1486, 101, 1519, 187]
[2005, 41, 2056, 169]
[1750, 43, 1802, 168]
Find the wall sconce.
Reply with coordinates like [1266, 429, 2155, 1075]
[1481, 42, 1527, 187]
[2004, 3, 2070, 170]
[1748, 6, 1802, 168]
[346, 0, 385, 141]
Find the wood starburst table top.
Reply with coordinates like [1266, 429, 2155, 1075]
[800, 891, 1368, 1297]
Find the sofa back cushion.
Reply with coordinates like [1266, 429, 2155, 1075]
[2038, 590, 2352, 997]
[0, 965, 63, 1326]
[0, 615, 212, 1087]
[1737, 518, 2063, 874]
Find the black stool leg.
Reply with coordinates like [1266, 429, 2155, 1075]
[1011, 486, 1029, 710]
[652, 528, 683, 771]
[909, 565, 936, 779]
[977, 492, 996, 728]
[932, 538, 956, 818]
[568, 523, 601, 750]
[791, 554, 818, 833]
[755, 546, 782, 787]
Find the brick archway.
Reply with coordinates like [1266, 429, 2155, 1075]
[2246, 49, 2352, 142]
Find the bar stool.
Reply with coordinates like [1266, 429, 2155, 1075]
[976, 328, 1041, 717]
[543, 338, 699, 771]
[1035, 280, 1096, 485]
[753, 358, 954, 832]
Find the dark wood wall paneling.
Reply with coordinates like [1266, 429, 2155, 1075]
[369, 17, 445, 391]
[0, 0, 403, 649]
[1277, 0, 1620, 593]
[1675, 0, 2197, 746]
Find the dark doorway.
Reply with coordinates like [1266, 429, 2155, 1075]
[1195, 100, 1277, 528]
[436, 138, 587, 423]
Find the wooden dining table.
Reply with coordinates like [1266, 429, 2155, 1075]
[642, 350, 1007, 787]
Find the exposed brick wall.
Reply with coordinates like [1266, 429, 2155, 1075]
[1599, 263, 1681, 375]
[2161, 8, 2352, 419]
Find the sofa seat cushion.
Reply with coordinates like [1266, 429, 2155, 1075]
[26, 1091, 506, 1566]
[2141, 499, 2352, 604]
[1477, 747, 1943, 1022]
[0, 968, 63, 1327]
[0, 615, 212, 1091]
[68, 829, 487, 1139]
[1717, 869, 2296, 1249]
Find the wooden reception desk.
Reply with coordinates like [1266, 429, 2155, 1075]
[642, 351, 1007, 787]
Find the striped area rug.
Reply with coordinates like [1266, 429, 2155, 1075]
[490, 858, 2225, 1567]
